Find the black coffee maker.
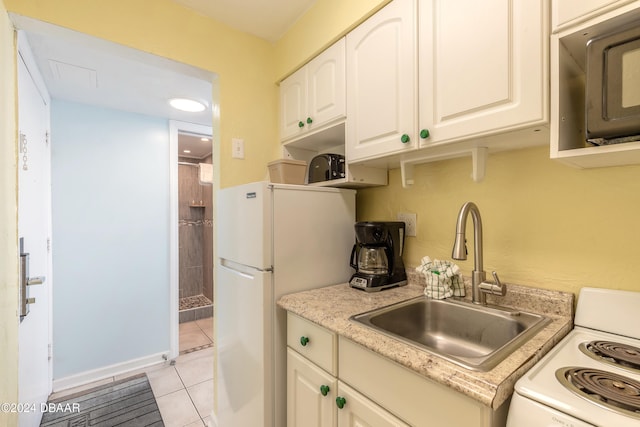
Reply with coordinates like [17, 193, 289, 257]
[349, 221, 407, 291]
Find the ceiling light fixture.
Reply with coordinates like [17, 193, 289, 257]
[200, 137, 210, 142]
[169, 98, 206, 112]
[183, 150, 191, 154]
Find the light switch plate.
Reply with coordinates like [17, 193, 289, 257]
[397, 212, 417, 237]
[232, 138, 244, 159]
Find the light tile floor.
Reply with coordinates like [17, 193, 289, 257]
[49, 317, 214, 427]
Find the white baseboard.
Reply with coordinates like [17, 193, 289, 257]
[52, 351, 168, 392]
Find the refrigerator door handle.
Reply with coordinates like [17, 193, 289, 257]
[220, 258, 273, 274]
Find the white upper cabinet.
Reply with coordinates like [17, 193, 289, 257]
[420, 0, 548, 148]
[345, 0, 417, 162]
[280, 38, 346, 142]
[346, 0, 549, 166]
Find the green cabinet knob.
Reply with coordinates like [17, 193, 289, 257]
[306, 117, 313, 124]
[401, 134, 410, 143]
[298, 121, 305, 128]
[300, 336, 309, 346]
[320, 385, 330, 396]
[336, 396, 346, 409]
[420, 129, 430, 139]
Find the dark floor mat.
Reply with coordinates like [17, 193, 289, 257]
[40, 373, 163, 427]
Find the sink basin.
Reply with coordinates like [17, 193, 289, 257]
[351, 296, 549, 371]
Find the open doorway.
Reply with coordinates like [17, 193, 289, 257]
[12, 15, 217, 390]
[169, 122, 214, 355]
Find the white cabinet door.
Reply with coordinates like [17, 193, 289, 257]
[287, 349, 337, 427]
[307, 39, 346, 132]
[336, 382, 410, 427]
[420, 0, 548, 147]
[346, 0, 417, 162]
[281, 66, 308, 140]
[280, 38, 346, 141]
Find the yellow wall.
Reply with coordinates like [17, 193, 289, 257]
[357, 146, 640, 295]
[5, 0, 280, 189]
[0, 0, 18, 424]
[274, 0, 391, 80]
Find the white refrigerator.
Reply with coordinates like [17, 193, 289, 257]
[215, 181, 356, 427]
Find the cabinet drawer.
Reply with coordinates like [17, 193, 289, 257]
[338, 337, 504, 426]
[287, 313, 337, 375]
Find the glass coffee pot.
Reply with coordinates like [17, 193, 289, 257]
[357, 246, 389, 275]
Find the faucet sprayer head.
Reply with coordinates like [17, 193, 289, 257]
[452, 234, 467, 260]
[452, 202, 479, 260]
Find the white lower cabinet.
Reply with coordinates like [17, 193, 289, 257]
[287, 312, 510, 427]
[287, 348, 408, 427]
[287, 348, 337, 427]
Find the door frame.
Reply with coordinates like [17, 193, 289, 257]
[169, 120, 213, 359]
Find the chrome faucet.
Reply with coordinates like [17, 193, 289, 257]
[452, 202, 505, 305]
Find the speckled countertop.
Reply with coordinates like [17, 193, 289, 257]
[277, 272, 574, 410]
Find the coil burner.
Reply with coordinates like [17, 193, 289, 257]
[580, 341, 640, 374]
[555, 367, 640, 418]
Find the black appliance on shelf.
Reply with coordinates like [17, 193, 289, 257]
[308, 153, 345, 183]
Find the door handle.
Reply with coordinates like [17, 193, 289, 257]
[19, 238, 46, 319]
[28, 276, 45, 286]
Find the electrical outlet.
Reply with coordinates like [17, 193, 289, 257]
[397, 212, 417, 237]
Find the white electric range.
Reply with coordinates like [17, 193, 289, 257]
[507, 287, 640, 426]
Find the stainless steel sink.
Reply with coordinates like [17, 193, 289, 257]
[351, 296, 549, 371]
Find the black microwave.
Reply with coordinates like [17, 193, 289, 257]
[586, 24, 640, 146]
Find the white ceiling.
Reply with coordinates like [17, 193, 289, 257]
[10, 1, 316, 156]
[11, 14, 215, 156]
[13, 15, 215, 126]
[171, 0, 317, 42]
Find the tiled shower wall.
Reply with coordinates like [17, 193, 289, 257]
[178, 157, 213, 302]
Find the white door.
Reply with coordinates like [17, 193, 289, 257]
[17, 35, 53, 427]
